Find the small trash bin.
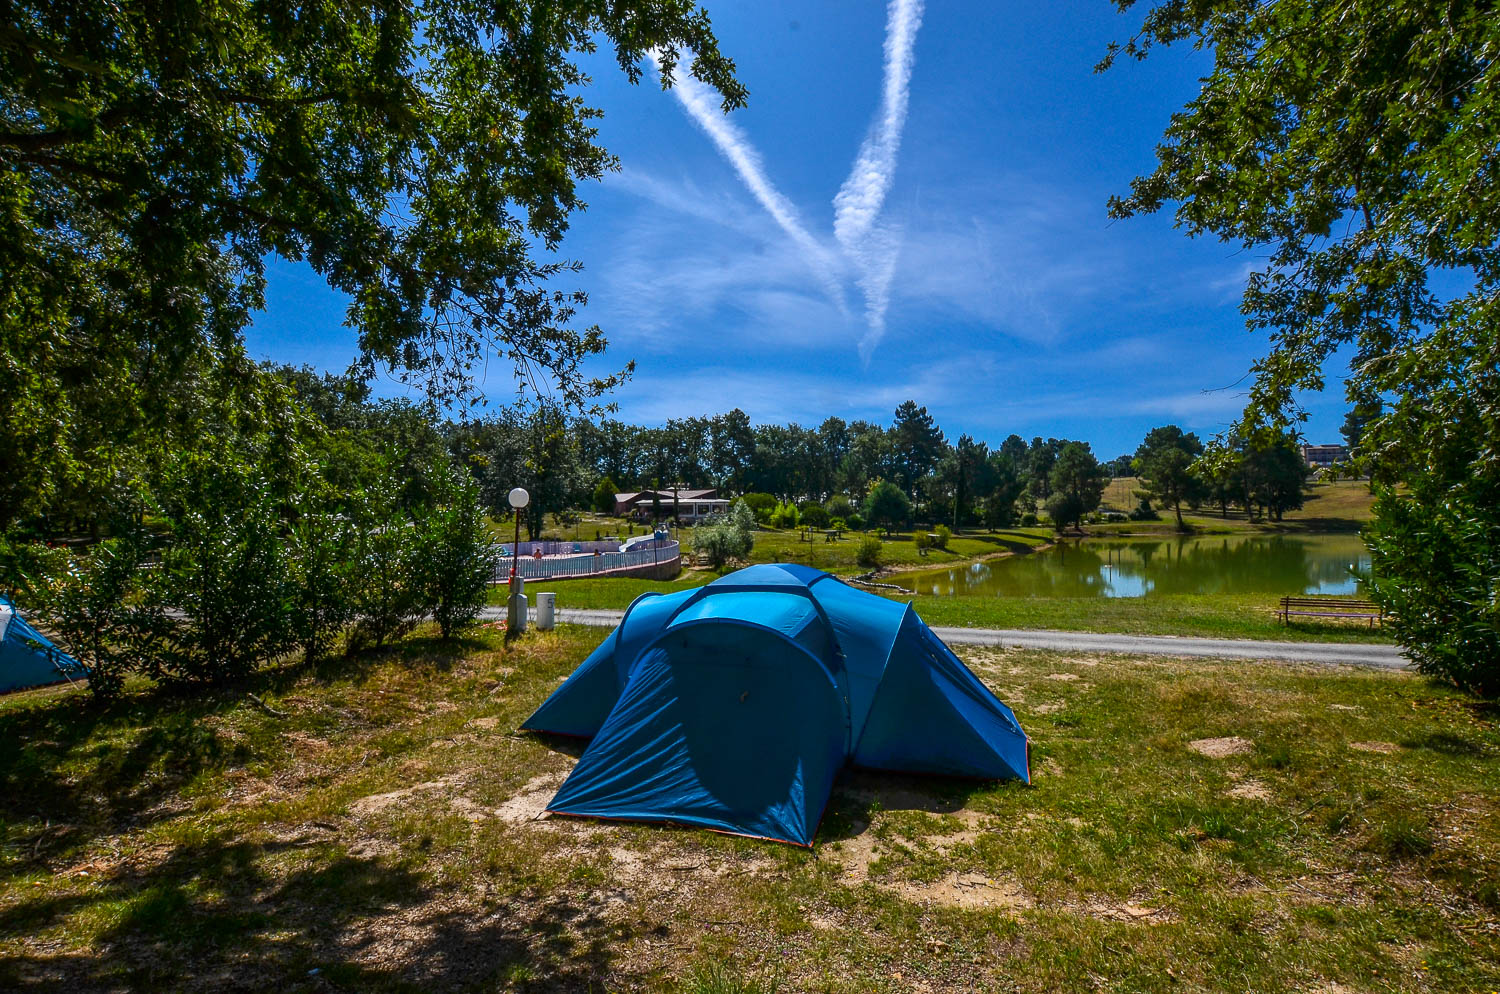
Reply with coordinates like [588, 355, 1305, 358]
[536, 591, 556, 631]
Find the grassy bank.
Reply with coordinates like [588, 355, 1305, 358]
[1, 628, 1494, 992]
[742, 526, 1053, 574]
[501, 576, 1393, 645]
[1096, 478, 1376, 535]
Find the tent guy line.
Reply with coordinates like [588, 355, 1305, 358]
[477, 606, 1410, 671]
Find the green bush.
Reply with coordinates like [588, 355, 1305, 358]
[913, 531, 932, 553]
[287, 510, 358, 661]
[414, 463, 496, 639]
[149, 457, 298, 683]
[1367, 479, 1500, 696]
[740, 492, 777, 518]
[768, 500, 799, 530]
[933, 524, 952, 550]
[348, 482, 428, 651]
[824, 495, 855, 520]
[864, 480, 910, 536]
[799, 503, 830, 529]
[692, 499, 756, 569]
[845, 512, 865, 531]
[856, 535, 883, 569]
[829, 516, 846, 531]
[16, 530, 156, 699]
[1020, 512, 1038, 527]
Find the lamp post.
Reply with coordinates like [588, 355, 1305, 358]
[507, 487, 529, 633]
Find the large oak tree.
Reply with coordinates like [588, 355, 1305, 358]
[1, 0, 742, 528]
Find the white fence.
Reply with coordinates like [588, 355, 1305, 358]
[492, 540, 681, 583]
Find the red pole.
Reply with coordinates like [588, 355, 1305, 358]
[510, 507, 521, 588]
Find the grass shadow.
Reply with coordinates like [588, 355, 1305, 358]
[0, 831, 623, 992]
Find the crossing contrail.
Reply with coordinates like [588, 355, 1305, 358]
[835, 0, 925, 359]
[657, 54, 848, 310]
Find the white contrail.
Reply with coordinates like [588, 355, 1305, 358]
[834, 0, 924, 356]
[852, 224, 902, 363]
[655, 54, 847, 308]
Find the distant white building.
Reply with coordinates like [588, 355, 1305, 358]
[612, 488, 729, 522]
[1300, 443, 1349, 468]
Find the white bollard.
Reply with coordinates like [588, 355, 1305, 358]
[536, 591, 556, 631]
[508, 592, 528, 633]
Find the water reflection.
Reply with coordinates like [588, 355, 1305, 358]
[909, 533, 1371, 599]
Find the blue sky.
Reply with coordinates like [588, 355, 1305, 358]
[246, 0, 1355, 460]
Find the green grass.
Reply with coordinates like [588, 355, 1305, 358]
[1095, 478, 1376, 536]
[490, 570, 715, 607]
[1, 630, 1494, 992]
[740, 526, 1054, 574]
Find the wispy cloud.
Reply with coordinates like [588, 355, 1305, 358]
[833, 0, 924, 248]
[834, 0, 925, 360]
[653, 53, 847, 309]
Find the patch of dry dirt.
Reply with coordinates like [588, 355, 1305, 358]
[1227, 779, 1273, 801]
[1034, 757, 1063, 778]
[1349, 740, 1400, 754]
[890, 872, 1033, 911]
[1188, 736, 1254, 758]
[348, 775, 464, 818]
[1081, 899, 1172, 924]
[493, 772, 567, 823]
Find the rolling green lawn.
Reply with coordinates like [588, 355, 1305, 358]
[1096, 478, 1376, 536]
[2, 627, 1494, 992]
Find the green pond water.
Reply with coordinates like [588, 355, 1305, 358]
[904, 533, 1372, 599]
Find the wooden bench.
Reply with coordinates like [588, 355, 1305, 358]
[1277, 596, 1385, 627]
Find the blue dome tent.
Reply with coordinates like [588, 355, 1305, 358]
[522, 564, 1029, 846]
[0, 595, 86, 694]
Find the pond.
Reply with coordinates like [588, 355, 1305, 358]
[903, 533, 1372, 599]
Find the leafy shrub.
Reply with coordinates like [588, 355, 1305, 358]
[1129, 498, 1160, 521]
[149, 458, 297, 682]
[287, 510, 357, 661]
[740, 493, 777, 522]
[693, 499, 756, 569]
[768, 500, 799, 530]
[1020, 512, 1038, 527]
[1367, 479, 1500, 695]
[864, 480, 910, 535]
[799, 503, 830, 529]
[856, 535, 883, 569]
[829, 517, 846, 531]
[348, 482, 429, 651]
[844, 512, 865, 531]
[414, 463, 497, 639]
[912, 531, 932, 553]
[933, 524, 952, 550]
[17, 532, 156, 699]
[824, 495, 855, 520]
[592, 476, 619, 514]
